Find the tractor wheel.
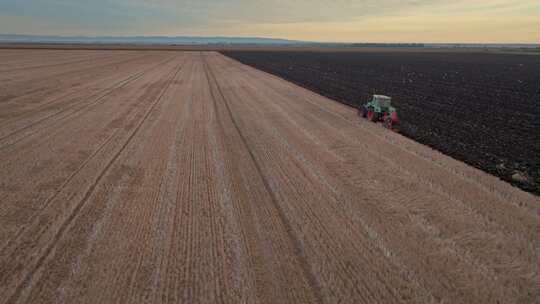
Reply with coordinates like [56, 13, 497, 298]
[367, 109, 377, 122]
[358, 106, 365, 118]
[361, 106, 368, 118]
[384, 115, 393, 129]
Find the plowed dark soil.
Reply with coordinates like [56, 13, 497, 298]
[221, 51, 540, 194]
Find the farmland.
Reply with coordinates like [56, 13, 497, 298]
[0, 49, 539, 304]
[222, 51, 540, 194]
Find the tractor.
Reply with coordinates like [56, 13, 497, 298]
[360, 95, 399, 130]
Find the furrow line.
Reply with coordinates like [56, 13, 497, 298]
[200, 75, 221, 301]
[0, 53, 157, 129]
[0, 56, 178, 254]
[184, 113, 198, 301]
[125, 59, 191, 301]
[159, 61, 196, 304]
[201, 52, 272, 302]
[202, 54, 279, 302]
[0, 52, 120, 73]
[0, 55, 176, 150]
[202, 53, 324, 304]
[5, 62, 183, 304]
[233, 76, 426, 284]
[223, 69, 411, 302]
[151, 80, 192, 303]
[0, 52, 151, 108]
[0, 52, 149, 91]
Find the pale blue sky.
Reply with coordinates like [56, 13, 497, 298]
[0, 0, 539, 42]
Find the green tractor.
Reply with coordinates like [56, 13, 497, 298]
[360, 95, 399, 130]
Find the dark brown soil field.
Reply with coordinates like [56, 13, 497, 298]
[221, 51, 540, 194]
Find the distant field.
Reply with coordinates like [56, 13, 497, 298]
[222, 51, 540, 194]
[2, 43, 540, 55]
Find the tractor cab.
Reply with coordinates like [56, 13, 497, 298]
[370, 95, 393, 110]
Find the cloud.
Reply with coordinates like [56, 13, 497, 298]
[0, 0, 538, 42]
[119, 0, 446, 24]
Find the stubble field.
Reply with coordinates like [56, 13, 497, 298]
[0, 49, 539, 304]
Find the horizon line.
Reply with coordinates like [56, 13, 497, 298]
[1, 34, 539, 46]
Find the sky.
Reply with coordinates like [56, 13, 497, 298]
[0, 0, 539, 43]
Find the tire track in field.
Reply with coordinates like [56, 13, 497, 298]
[202, 53, 324, 304]
[175, 62, 221, 301]
[182, 112, 215, 300]
[148, 63, 195, 304]
[0, 69, 144, 140]
[223, 71, 435, 301]
[119, 60, 192, 303]
[219, 53, 406, 301]
[0, 55, 177, 252]
[0, 55, 177, 151]
[0, 53, 157, 128]
[202, 53, 289, 302]
[202, 54, 275, 302]
[4, 62, 183, 304]
[231, 75, 504, 302]
[197, 65, 222, 302]
[0, 52, 151, 105]
[0, 52, 144, 94]
[200, 62, 230, 301]
[205, 82, 265, 303]
[143, 61, 194, 304]
[0, 52, 101, 70]
[0, 59, 181, 263]
[0, 60, 173, 255]
[175, 92, 199, 301]
[0, 52, 119, 73]
[0, 53, 171, 135]
[214, 60, 419, 303]
[0, 52, 147, 86]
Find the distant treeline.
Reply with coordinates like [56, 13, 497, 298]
[350, 43, 425, 48]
